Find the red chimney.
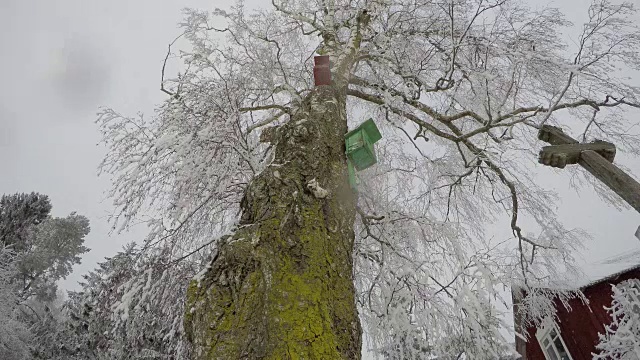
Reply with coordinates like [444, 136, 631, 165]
[313, 55, 331, 86]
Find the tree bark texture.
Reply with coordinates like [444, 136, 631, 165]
[184, 85, 362, 359]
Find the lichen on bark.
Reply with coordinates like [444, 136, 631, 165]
[184, 85, 362, 359]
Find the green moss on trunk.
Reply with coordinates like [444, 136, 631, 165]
[185, 86, 361, 359]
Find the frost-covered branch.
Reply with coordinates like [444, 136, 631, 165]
[594, 280, 640, 358]
[94, 0, 640, 358]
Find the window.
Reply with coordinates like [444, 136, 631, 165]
[536, 319, 573, 360]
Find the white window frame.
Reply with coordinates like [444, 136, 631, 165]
[536, 318, 574, 360]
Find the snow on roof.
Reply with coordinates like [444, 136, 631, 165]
[574, 247, 640, 289]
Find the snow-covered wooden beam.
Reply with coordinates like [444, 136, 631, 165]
[538, 125, 579, 145]
[538, 125, 640, 213]
[539, 142, 616, 168]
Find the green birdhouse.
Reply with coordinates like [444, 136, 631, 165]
[345, 118, 382, 170]
[345, 119, 382, 190]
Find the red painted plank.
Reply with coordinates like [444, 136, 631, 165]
[313, 55, 331, 86]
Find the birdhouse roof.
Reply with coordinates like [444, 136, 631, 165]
[345, 118, 382, 143]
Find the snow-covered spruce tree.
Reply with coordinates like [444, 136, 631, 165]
[33, 247, 142, 360]
[594, 280, 640, 359]
[34, 244, 194, 360]
[98, 0, 640, 358]
[31, 248, 140, 360]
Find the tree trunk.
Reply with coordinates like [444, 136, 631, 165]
[185, 85, 362, 359]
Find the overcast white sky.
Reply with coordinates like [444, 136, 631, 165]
[1, 0, 639, 295]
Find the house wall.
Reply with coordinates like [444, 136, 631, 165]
[517, 268, 640, 360]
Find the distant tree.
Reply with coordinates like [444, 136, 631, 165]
[16, 213, 90, 302]
[594, 280, 640, 359]
[0, 192, 90, 358]
[0, 193, 51, 251]
[34, 244, 193, 360]
[0, 247, 31, 360]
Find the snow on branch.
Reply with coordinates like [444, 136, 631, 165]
[94, 0, 640, 358]
[594, 280, 640, 359]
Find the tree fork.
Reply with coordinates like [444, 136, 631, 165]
[184, 85, 362, 359]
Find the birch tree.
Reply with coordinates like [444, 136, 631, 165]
[98, 0, 640, 358]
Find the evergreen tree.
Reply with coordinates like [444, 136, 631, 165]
[35, 244, 193, 360]
[0, 192, 90, 358]
[0, 193, 52, 251]
[0, 247, 31, 360]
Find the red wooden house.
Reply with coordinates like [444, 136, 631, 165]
[513, 249, 640, 360]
